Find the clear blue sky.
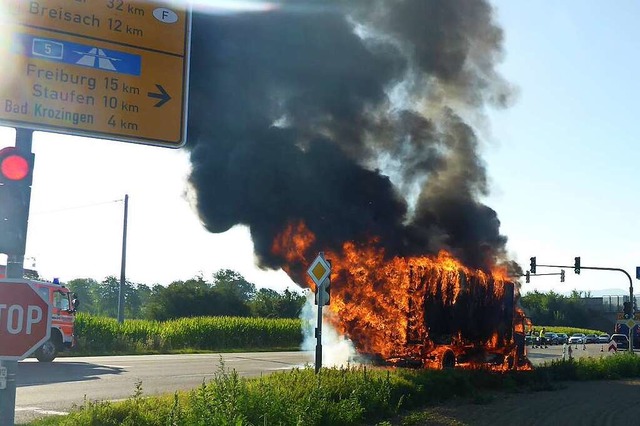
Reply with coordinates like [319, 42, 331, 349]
[1, 1, 639, 296]
[487, 1, 640, 295]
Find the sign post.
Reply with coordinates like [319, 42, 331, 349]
[0, 277, 51, 426]
[0, 2, 191, 422]
[307, 253, 331, 374]
[0, 1, 191, 147]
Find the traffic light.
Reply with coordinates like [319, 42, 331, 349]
[323, 279, 330, 306]
[529, 257, 536, 274]
[525, 271, 530, 283]
[574, 257, 581, 274]
[0, 147, 35, 255]
[623, 301, 633, 319]
[314, 279, 330, 306]
[560, 269, 565, 283]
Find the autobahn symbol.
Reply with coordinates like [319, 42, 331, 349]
[74, 47, 121, 71]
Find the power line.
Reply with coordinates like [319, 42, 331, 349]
[31, 198, 124, 215]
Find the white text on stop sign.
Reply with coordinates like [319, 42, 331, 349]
[0, 304, 43, 335]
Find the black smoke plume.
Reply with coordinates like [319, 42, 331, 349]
[186, 0, 513, 279]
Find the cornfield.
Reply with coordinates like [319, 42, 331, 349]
[74, 313, 303, 355]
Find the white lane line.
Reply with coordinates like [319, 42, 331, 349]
[16, 407, 68, 415]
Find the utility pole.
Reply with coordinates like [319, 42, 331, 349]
[117, 194, 128, 323]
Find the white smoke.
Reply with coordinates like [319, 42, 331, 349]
[300, 293, 356, 367]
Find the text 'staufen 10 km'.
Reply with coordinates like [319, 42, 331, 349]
[0, 0, 191, 148]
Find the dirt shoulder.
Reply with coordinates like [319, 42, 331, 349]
[394, 379, 640, 426]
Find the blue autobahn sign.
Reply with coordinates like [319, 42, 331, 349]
[19, 34, 141, 77]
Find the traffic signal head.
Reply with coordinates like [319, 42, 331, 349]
[0, 147, 33, 185]
[560, 269, 565, 283]
[624, 301, 633, 319]
[529, 257, 536, 274]
[323, 279, 330, 306]
[525, 271, 530, 283]
[574, 257, 581, 274]
[0, 147, 35, 255]
[314, 279, 330, 306]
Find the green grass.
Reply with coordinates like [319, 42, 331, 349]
[538, 326, 607, 336]
[28, 353, 640, 426]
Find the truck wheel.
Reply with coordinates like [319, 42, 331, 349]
[35, 339, 58, 362]
[442, 350, 456, 369]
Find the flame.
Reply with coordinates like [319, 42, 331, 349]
[273, 221, 530, 370]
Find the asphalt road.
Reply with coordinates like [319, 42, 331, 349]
[14, 351, 314, 424]
[12, 344, 631, 424]
[526, 341, 628, 365]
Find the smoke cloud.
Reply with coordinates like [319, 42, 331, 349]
[186, 0, 513, 279]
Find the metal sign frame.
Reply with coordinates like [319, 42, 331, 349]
[0, 1, 191, 148]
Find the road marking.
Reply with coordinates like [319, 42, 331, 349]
[171, 373, 216, 379]
[16, 406, 68, 415]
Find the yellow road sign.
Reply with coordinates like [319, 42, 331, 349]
[307, 253, 331, 287]
[0, 0, 190, 147]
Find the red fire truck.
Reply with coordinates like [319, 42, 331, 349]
[31, 279, 79, 361]
[1, 267, 79, 361]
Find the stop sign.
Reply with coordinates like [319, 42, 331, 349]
[0, 279, 51, 360]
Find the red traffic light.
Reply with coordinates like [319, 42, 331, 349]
[1, 154, 29, 181]
[0, 148, 32, 182]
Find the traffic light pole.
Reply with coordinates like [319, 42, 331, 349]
[537, 263, 633, 302]
[536, 261, 634, 352]
[526, 272, 564, 278]
[519, 270, 565, 283]
[315, 283, 323, 374]
[0, 128, 32, 426]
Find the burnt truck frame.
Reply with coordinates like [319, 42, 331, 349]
[387, 267, 528, 370]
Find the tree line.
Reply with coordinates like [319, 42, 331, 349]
[520, 290, 596, 327]
[59, 272, 601, 328]
[64, 269, 307, 321]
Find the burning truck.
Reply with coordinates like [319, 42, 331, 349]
[185, 2, 527, 369]
[274, 224, 530, 370]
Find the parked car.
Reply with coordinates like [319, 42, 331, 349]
[526, 333, 543, 346]
[568, 333, 586, 344]
[556, 333, 569, 344]
[585, 334, 598, 344]
[597, 334, 610, 344]
[525, 334, 536, 345]
[544, 332, 559, 345]
[610, 334, 629, 350]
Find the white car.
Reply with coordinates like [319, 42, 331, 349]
[568, 333, 586, 344]
[597, 334, 610, 344]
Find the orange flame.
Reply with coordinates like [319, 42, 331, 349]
[273, 221, 530, 370]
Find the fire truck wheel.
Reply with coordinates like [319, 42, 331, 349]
[35, 339, 58, 362]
